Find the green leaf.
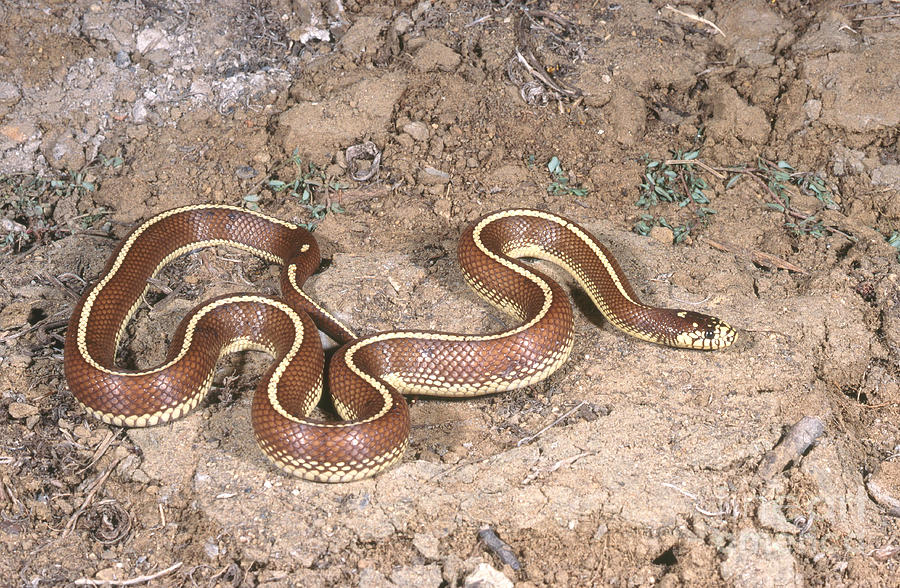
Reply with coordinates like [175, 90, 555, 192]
[683, 150, 699, 160]
[243, 193, 260, 202]
[777, 160, 794, 170]
[268, 180, 287, 191]
[547, 157, 561, 174]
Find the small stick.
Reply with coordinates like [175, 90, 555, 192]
[78, 430, 119, 474]
[664, 159, 727, 180]
[74, 562, 183, 586]
[663, 4, 726, 37]
[517, 401, 586, 446]
[757, 416, 825, 479]
[852, 13, 900, 20]
[872, 545, 900, 561]
[62, 457, 124, 539]
[522, 451, 596, 484]
[699, 236, 808, 274]
[478, 527, 521, 570]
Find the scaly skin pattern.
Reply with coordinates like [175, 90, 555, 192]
[64, 205, 736, 482]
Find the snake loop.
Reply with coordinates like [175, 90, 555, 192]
[65, 205, 735, 482]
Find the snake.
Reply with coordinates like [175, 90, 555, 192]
[64, 205, 736, 482]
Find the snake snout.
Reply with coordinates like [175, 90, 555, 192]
[672, 311, 737, 350]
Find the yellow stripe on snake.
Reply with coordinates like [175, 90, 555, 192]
[64, 205, 736, 482]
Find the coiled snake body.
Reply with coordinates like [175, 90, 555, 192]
[65, 205, 735, 482]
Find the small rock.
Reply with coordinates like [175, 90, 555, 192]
[866, 461, 900, 517]
[235, 165, 257, 179]
[0, 121, 39, 146]
[8, 402, 40, 420]
[0, 300, 31, 329]
[411, 40, 461, 72]
[359, 568, 391, 587]
[94, 566, 123, 582]
[649, 225, 674, 245]
[757, 500, 801, 534]
[403, 121, 430, 142]
[721, 529, 801, 587]
[135, 28, 171, 54]
[390, 564, 443, 588]
[40, 129, 86, 171]
[131, 469, 151, 484]
[413, 532, 440, 559]
[802, 99, 822, 121]
[0, 81, 21, 106]
[871, 165, 900, 189]
[114, 50, 131, 68]
[132, 100, 148, 124]
[463, 563, 513, 588]
[204, 538, 221, 558]
[420, 166, 450, 185]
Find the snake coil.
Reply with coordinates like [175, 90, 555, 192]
[65, 205, 735, 482]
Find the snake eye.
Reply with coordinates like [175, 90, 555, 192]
[704, 329, 716, 340]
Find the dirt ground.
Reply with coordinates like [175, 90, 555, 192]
[1, 0, 899, 586]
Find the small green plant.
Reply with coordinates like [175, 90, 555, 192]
[1, 170, 108, 253]
[725, 159, 837, 239]
[634, 144, 847, 243]
[888, 230, 900, 263]
[244, 151, 346, 230]
[633, 214, 692, 244]
[98, 154, 125, 169]
[635, 149, 717, 243]
[638, 149, 715, 215]
[546, 156, 588, 197]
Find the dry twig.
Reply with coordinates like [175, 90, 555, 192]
[74, 562, 183, 586]
[663, 4, 726, 37]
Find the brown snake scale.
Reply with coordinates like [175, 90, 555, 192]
[64, 205, 735, 482]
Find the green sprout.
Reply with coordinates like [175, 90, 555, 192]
[888, 230, 900, 263]
[243, 151, 347, 230]
[546, 156, 588, 198]
[633, 143, 848, 243]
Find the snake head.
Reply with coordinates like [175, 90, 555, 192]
[671, 311, 737, 350]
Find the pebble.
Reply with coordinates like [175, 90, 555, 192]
[403, 121, 430, 142]
[0, 121, 39, 146]
[132, 100, 148, 124]
[235, 165, 257, 179]
[0, 81, 21, 106]
[40, 129, 86, 170]
[135, 28, 171, 54]
[649, 225, 674, 245]
[413, 532, 440, 559]
[8, 402, 40, 420]
[464, 563, 513, 588]
[94, 566, 124, 582]
[866, 461, 900, 517]
[757, 500, 802, 534]
[114, 50, 131, 68]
